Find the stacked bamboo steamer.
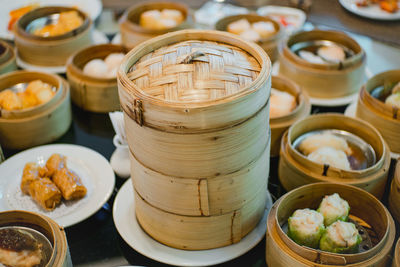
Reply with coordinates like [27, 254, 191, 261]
[266, 183, 396, 267]
[270, 75, 311, 156]
[389, 159, 400, 224]
[356, 70, 400, 154]
[14, 6, 93, 67]
[66, 44, 128, 113]
[279, 30, 366, 99]
[119, 2, 191, 49]
[215, 14, 284, 63]
[279, 113, 391, 199]
[0, 210, 72, 267]
[0, 40, 17, 74]
[118, 30, 271, 250]
[0, 71, 71, 149]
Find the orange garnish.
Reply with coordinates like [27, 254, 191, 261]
[8, 4, 40, 31]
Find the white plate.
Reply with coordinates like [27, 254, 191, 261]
[0, 144, 115, 228]
[344, 101, 400, 159]
[257, 5, 306, 34]
[113, 180, 273, 267]
[0, 0, 102, 40]
[16, 29, 109, 73]
[339, 0, 400, 20]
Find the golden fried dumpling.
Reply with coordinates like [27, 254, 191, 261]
[21, 163, 40, 195]
[0, 89, 22, 110]
[45, 154, 67, 177]
[28, 178, 62, 210]
[25, 80, 54, 105]
[17, 91, 38, 109]
[53, 168, 87, 200]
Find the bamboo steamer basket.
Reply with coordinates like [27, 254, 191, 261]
[279, 30, 366, 99]
[389, 159, 400, 224]
[266, 182, 396, 267]
[215, 14, 284, 63]
[118, 29, 271, 249]
[0, 40, 17, 74]
[119, 2, 191, 49]
[66, 44, 128, 113]
[0, 71, 71, 149]
[0, 210, 72, 267]
[14, 6, 93, 67]
[393, 238, 400, 267]
[278, 113, 390, 199]
[134, 179, 268, 250]
[356, 70, 400, 153]
[270, 75, 311, 156]
[131, 135, 270, 216]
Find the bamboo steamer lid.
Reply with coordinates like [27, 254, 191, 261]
[279, 30, 366, 99]
[270, 75, 311, 157]
[266, 182, 396, 267]
[356, 70, 400, 153]
[393, 238, 400, 267]
[119, 1, 192, 49]
[278, 113, 390, 198]
[118, 29, 271, 132]
[215, 14, 284, 63]
[389, 159, 400, 224]
[0, 210, 72, 267]
[14, 6, 93, 67]
[66, 43, 129, 113]
[0, 40, 17, 75]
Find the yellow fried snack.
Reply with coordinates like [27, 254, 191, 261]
[34, 11, 83, 37]
[45, 154, 67, 177]
[28, 178, 62, 210]
[52, 168, 87, 200]
[0, 90, 22, 110]
[21, 163, 41, 195]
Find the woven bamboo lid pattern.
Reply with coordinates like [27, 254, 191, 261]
[127, 40, 261, 102]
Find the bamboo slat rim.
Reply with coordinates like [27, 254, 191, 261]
[281, 29, 365, 71]
[272, 182, 393, 264]
[394, 238, 400, 267]
[0, 70, 64, 119]
[15, 6, 91, 42]
[118, 29, 271, 109]
[0, 41, 15, 67]
[287, 113, 387, 176]
[214, 13, 284, 44]
[118, 1, 190, 35]
[358, 70, 400, 121]
[67, 43, 128, 83]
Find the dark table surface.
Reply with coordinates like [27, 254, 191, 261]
[2, 0, 400, 266]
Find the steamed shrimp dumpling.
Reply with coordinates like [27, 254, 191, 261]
[298, 133, 351, 155]
[307, 147, 351, 171]
[83, 59, 108, 78]
[270, 88, 297, 118]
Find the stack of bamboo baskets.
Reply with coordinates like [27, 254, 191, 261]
[118, 30, 271, 250]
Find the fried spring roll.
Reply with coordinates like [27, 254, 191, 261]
[52, 168, 87, 200]
[28, 178, 62, 210]
[20, 163, 47, 194]
[45, 154, 67, 177]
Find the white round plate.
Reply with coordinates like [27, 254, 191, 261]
[339, 0, 400, 20]
[0, 144, 115, 228]
[257, 5, 306, 33]
[344, 101, 400, 159]
[0, 0, 102, 40]
[113, 180, 273, 267]
[16, 29, 109, 73]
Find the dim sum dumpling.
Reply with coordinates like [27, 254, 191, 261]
[299, 50, 325, 64]
[0, 89, 22, 110]
[25, 80, 54, 104]
[239, 29, 261, 42]
[227, 19, 251, 35]
[299, 133, 351, 155]
[251, 21, 275, 38]
[45, 154, 67, 177]
[270, 88, 297, 118]
[319, 221, 362, 253]
[385, 92, 400, 109]
[104, 53, 125, 71]
[317, 193, 350, 226]
[307, 147, 351, 170]
[83, 59, 108, 78]
[161, 9, 184, 24]
[140, 10, 162, 29]
[317, 45, 346, 63]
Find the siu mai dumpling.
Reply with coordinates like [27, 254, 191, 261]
[52, 168, 87, 200]
[270, 88, 297, 118]
[307, 147, 351, 171]
[299, 133, 352, 156]
[28, 178, 62, 210]
[45, 154, 67, 177]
